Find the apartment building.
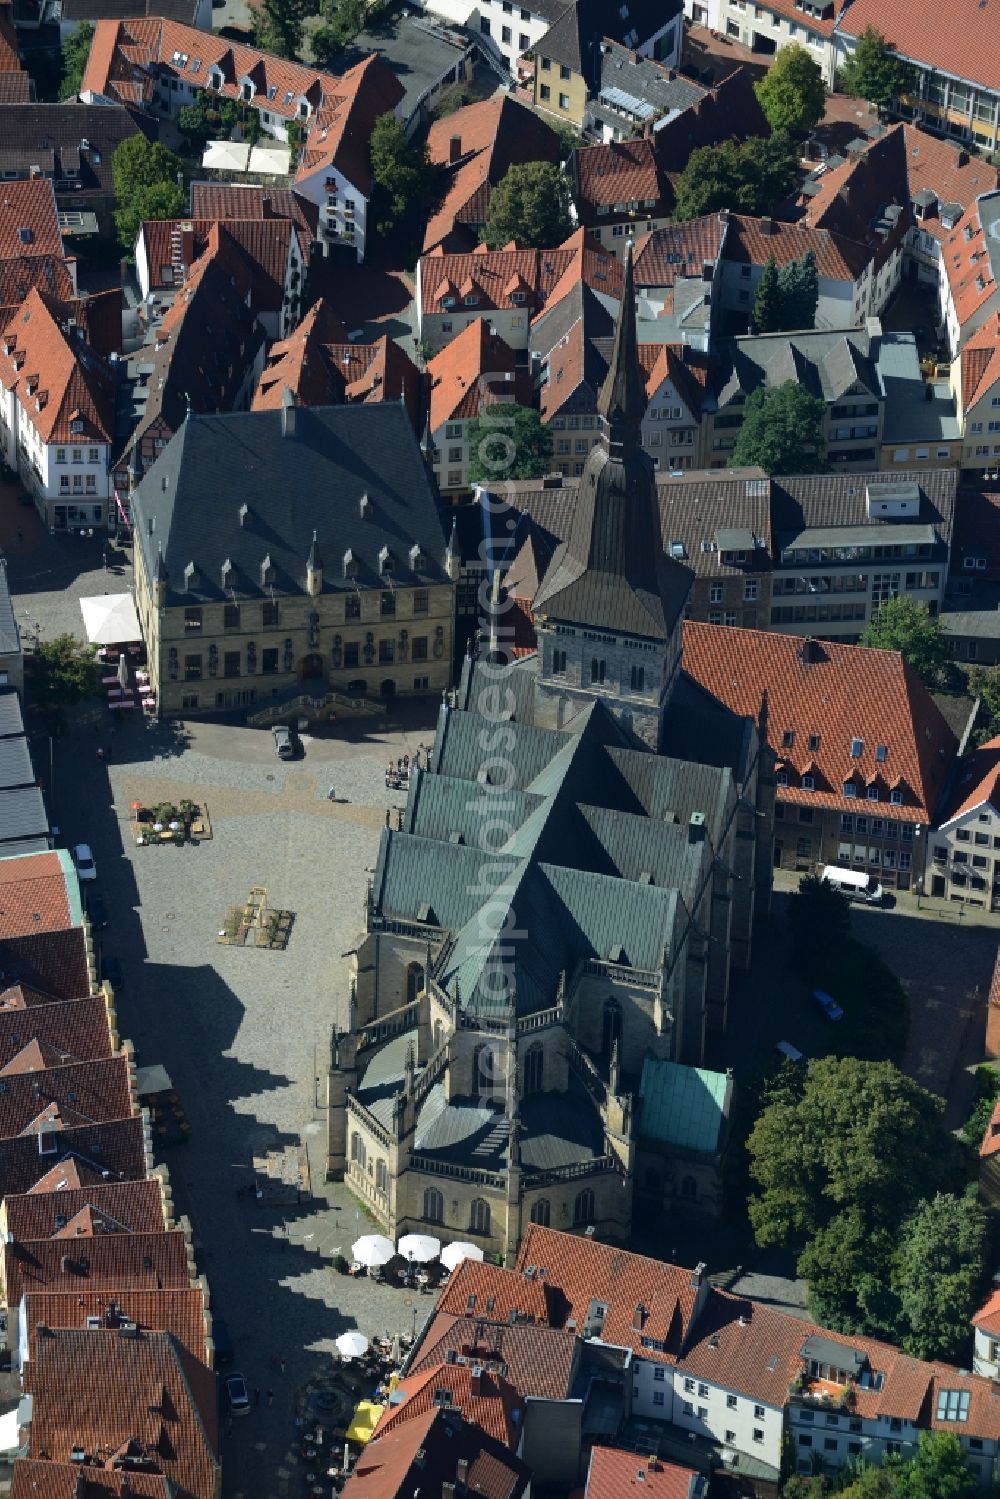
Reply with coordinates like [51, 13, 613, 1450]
[425, 319, 532, 495]
[718, 0, 844, 84]
[926, 735, 1000, 910]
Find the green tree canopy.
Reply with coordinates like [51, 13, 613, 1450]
[968, 663, 1000, 742]
[753, 250, 819, 332]
[251, 0, 308, 59]
[728, 382, 828, 474]
[314, 0, 372, 61]
[32, 634, 99, 706]
[753, 43, 826, 137]
[672, 133, 798, 221]
[893, 1433, 979, 1499]
[895, 1193, 989, 1363]
[481, 160, 572, 249]
[466, 404, 552, 485]
[859, 596, 950, 687]
[840, 27, 917, 110]
[368, 113, 432, 241]
[59, 21, 94, 100]
[752, 256, 780, 333]
[112, 135, 185, 251]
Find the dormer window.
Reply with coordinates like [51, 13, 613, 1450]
[183, 561, 198, 591]
[511, 291, 526, 304]
[889, 788, 903, 805]
[866, 785, 879, 801]
[70, 419, 83, 434]
[802, 774, 815, 791]
[221, 558, 236, 590]
[442, 295, 456, 309]
[343, 548, 358, 579]
[409, 543, 426, 570]
[464, 294, 480, 307]
[379, 546, 394, 576]
[843, 780, 858, 798]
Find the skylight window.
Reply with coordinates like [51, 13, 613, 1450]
[268, 85, 277, 100]
[850, 737, 863, 758]
[935, 1389, 970, 1423]
[284, 90, 294, 105]
[875, 744, 887, 763]
[190, 58, 201, 73]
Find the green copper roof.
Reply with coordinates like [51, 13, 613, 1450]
[639, 1058, 729, 1153]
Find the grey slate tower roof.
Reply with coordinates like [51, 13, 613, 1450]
[532, 247, 691, 640]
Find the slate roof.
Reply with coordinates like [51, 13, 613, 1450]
[655, 469, 771, 578]
[596, 39, 704, 123]
[131, 403, 449, 608]
[681, 622, 958, 822]
[0, 732, 31, 792]
[4, 1228, 191, 1307]
[342, 1406, 530, 1499]
[770, 469, 957, 553]
[0, 686, 23, 736]
[23, 1287, 207, 1367]
[424, 94, 560, 252]
[23, 1328, 218, 1499]
[834, 0, 1000, 96]
[0, 786, 48, 844]
[638, 1058, 729, 1153]
[3, 1178, 166, 1241]
[939, 733, 1000, 825]
[0, 104, 148, 199]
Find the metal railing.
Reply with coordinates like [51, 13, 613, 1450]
[522, 1153, 621, 1188]
[346, 1091, 393, 1150]
[356, 1000, 421, 1055]
[408, 1154, 505, 1189]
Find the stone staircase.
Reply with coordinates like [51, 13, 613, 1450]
[246, 687, 385, 728]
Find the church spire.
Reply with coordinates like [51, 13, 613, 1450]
[597, 243, 645, 457]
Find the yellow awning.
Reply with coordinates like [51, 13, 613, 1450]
[345, 1401, 385, 1445]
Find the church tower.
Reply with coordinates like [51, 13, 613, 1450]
[532, 246, 692, 750]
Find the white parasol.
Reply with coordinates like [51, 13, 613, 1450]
[440, 1241, 484, 1271]
[351, 1233, 395, 1268]
[335, 1330, 370, 1360]
[397, 1233, 441, 1264]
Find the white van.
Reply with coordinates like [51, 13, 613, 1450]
[819, 866, 884, 905]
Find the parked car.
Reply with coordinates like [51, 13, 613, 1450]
[101, 955, 124, 991]
[224, 1373, 251, 1417]
[812, 988, 845, 1022]
[85, 890, 108, 929]
[213, 1318, 234, 1368]
[73, 844, 97, 881]
[271, 725, 295, 761]
[775, 1040, 805, 1064]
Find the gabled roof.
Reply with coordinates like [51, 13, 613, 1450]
[424, 95, 560, 253]
[23, 1328, 218, 1499]
[373, 1359, 525, 1450]
[0, 288, 116, 445]
[4, 1227, 191, 1307]
[725, 214, 872, 282]
[419, 229, 621, 317]
[408, 1314, 578, 1401]
[981, 1093, 1000, 1159]
[0, 179, 65, 263]
[0, 995, 113, 1070]
[3, 1178, 166, 1241]
[12, 1462, 171, 1499]
[834, 0, 1000, 96]
[942, 197, 999, 330]
[435, 1257, 561, 1324]
[572, 136, 665, 217]
[188, 180, 318, 256]
[973, 1287, 1000, 1336]
[0, 1053, 133, 1140]
[633, 215, 726, 287]
[681, 622, 958, 821]
[0, 104, 149, 201]
[427, 320, 530, 431]
[23, 1287, 207, 1366]
[139, 215, 294, 306]
[960, 314, 1000, 410]
[586, 1448, 699, 1499]
[939, 734, 1000, 825]
[343, 1406, 530, 1499]
[0, 1115, 146, 1199]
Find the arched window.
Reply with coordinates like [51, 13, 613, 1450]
[472, 1043, 497, 1101]
[630, 664, 644, 692]
[350, 1132, 366, 1170]
[423, 1187, 443, 1224]
[590, 658, 606, 685]
[602, 1000, 622, 1057]
[573, 1188, 595, 1226]
[530, 1198, 550, 1227]
[524, 1042, 543, 1095]
[469, 1198, 491, 1236]
[680, 1175, 697, 1201]
[375, 1158, 388, 1194]
[433, 1019, 444, 1052]
[405, 962, 424, 1004]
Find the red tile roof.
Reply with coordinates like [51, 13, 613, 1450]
[425, 94, 560, 252]
[942, 201, 998, 331]
[681, 622, 958, 822]
[0, 1115, 147, 1198]
[0, 1053, 133, 1139]
[140, 216, 294, 307]
[940, 734, 1000, 825]
[28, 1157, 111, 1193]
[419, 228, 621, 318]
[23, 1287, 208, 1366]
[0, 257, 76, 310]
[0, 851, 74, 938]
[981, 1094, 1000, 1158]
[726, 213, 872, 282]
[435, 1257, 558, 1324]
[23, 1328, 218, 1499]
[0, 981, 65, 1009]
[835, 0, 1000, 96]
[973, 1287, 1000, 1336]
[343, 1406, 530, 1499]
[586, 1447, 698, 1499]
[3, 1178, 166, 1241]
[514, 1224, 700, 1363]
[0, 995, 113, 1070]
[0, 288, 116, 445]
[0, 179, 64, 263]
[0, 930, 90, 1002]
[373, 1360, 525, 1451]
[427, 319, 530, 430]
[4, 1227, 191, 1306]
[188, 182, 318, 256]
[12, 1462, 172, 1499]
[959, 315, 1000, 411]
[408, 1314, 578, 1401]
[633, 216, 726, 287]
[573, 137, 665, 214]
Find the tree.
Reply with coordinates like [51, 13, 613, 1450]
[112, 135, 185, 251]
[961, 1064, 1000, 1149]
[840, 27, 917, 111]
[251, 0, 309, 59]
[859, 597, 950, 687]
[968, 664, 1000, 741]
[797, 1207, 898, 1332]
[786, 873, 851, 972]
[754, 44, 826, 137]
[728, 382, 828, 474]
[481, 160, 572, 249]
[467, 404, 552, 485]
[672, 133, 798, 221]
[314, 0, 370, 58]
[368, 113, 431, 241]
[779, 249, 818, 329]
[32, 634, 98, 706]
[59, 21, 94, 100]
[893, 1433, 978, 1499]
[752, 256, 781, 333]
[894, 1194, 989, 1363]
[178, 100, 212, 151]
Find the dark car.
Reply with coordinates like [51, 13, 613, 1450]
[101, 955, 124, 992]
[213, 1318, 234, 1368]
[224, 1373, 251, 1418]
[86, 890, 108, 929]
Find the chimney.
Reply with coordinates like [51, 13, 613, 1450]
[455, 1458, 469, 1484]
[281, 385, 296, 438]
[798, 636, 821, 665]
[469, 1364, 482, 1397]
[688, 811, 706, 844]
[449, 133, 462, 164]
[958, 149, 969, 167]
[690, 1261, 706, 1288]
[760, 215, 774, 235]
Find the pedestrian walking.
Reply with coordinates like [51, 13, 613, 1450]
[266, 1389, 274, 1407]
[279, 1356, 286, 1374]
[254, 1387, 261, 1407]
